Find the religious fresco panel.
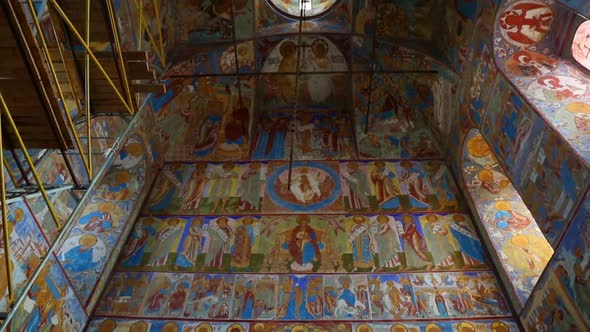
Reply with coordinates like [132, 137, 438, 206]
[118, 211, 492, 276]
[57, 132, 149, 306]
[0, 201, 50, 312]
[493, 0, 590, 162]
[166, 41, 256, 76]
[376, 1, 434, 41]
[171, 0, 254, 45]
[483, 80, 589, 245]
[263, 161, 344, 213]
[521, 193, 590, 330]
[259, 35, 349, 74]
[462, 129, 553, 307]
[162, 76, 255, 162]
[146, 163, 266, 215]
[257, 73, 349, 111]
[457, 21, 497, 130]
[251, 111, 354, 161]
[87, 318, 522, 332]
[26, 190, 78, 243]
[352, 320, 518, 332]
[352, 74, 440, 160]
[97, 273, 510, 322]
[6, 255, 87, 332]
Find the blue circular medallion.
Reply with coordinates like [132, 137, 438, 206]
[266, 162, 342, 211]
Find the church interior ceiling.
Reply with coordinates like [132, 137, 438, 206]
[4, 0, 590, 331]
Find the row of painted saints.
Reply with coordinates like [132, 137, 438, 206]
[98, 270, 509, 321]
[146, 161, 461, 214]
[90, 320, 517, 332]
[120, 213, 487, 273]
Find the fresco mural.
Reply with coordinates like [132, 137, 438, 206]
[87, 318, 523, 332]
[26, 190, 79, 242]
[172, 0, 254, 44]
[522, 193, 590, 330]
[6, 255, 87, 331]
[251, 111, 354, 160]
[55, 129, 151, 308]
[376, 1, 434, 41]
[146, 160, 462, 215]
[493, 0, 590, 166]
[160, 76, 255, 162]
[462, 129, 553, 307]
[457, 21, 497, 130]
[166, 41, 256, 76]
[353, 74, 439, 159]
[95, 271, 510, 321]
[0, 201, 50, 312]
[119, 211, 488, 275]
[483, 77, 589, 245]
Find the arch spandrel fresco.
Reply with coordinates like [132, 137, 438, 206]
[462, 129, 553, 307]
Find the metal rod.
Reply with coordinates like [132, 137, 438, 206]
[59, 148, 82, 188]
[138, 0, 143, 50]
[48, 0, 134, 115]
[2, 158, 18, 189]
[85, 0, 93, 180]
[229, 0, 243, 108]
[0, 103, 14, 305]
[153, 0, 166, 67]
[0, 94, 62, 231]
[104, 0, 135, 115]
[5, 185, 74, 206]
[25, 0, 93, 180]
[132, 0, 165, 67]
[167, 70, 439, 78]
[48, 12, 83, 115]
[288, 0, 306, 187]
[364, 3, 380, 134]
[7, 144, 30, 187]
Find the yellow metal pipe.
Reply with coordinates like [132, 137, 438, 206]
[25, 0, 92, 180]
[0, 101, 14, 304]
[48, 0, 134, 115]
[105, 0, 135, 114]
[136, 0, 144, 103]
[132, 0, 165, 66]
[0, 94, 62, 230]
[85, 0, 92, 180]
[138, 0, 143, 50]
[2, 158, 18, 189]
[153, 0, 166, 67]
